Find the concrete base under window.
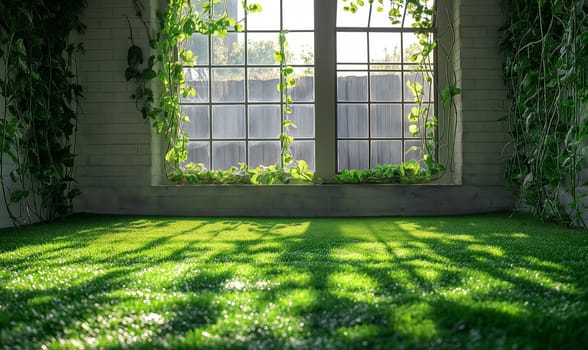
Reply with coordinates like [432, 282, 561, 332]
[74, 184, 512, 217]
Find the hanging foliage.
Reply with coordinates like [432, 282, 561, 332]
[501, 0, 588, 226]
[0, 0, 86, 225]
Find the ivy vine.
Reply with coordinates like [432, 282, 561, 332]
[501, 0, 588, 226]
[0, 0, 86, 225]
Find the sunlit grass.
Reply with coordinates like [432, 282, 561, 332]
[0, 213, 587, 349]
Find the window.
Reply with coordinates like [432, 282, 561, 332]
[335, 2, 435, 171]
[181, 0, 316, 170]
[181, 0, 436, 176]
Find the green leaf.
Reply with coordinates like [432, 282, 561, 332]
[10, 190, 29, 203]
[274, 51, 284, 64]
[441, 85, 461, 106]
[183, 18, 196, 34]
[147, 55, 156, 69]
[67, 189, 82, 199]
[140, 69, 157, 80]
[247, 3, 262, 12]
[409, 124, 419, 135]
[125, 67, 140, 81]
[127, 45, 144, 66]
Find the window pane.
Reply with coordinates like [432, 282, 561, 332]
[291, 68, 314, 102]
[247, 0, 280, 30]
[247, 33, 279, 65]
[403, 32, 434, 63]
[370, 72, 402, 102]
[371, 140, 402, 165]
[369, 33, 401, 64]
[248, 105, 281, 139]
[212, 141, 246, 169]
[212, 105, 245, 139]
[185, 141, 210, 169]
[212, 33, 245, 65]
[285, 32, 315, 65]
[283, 0, 314, 30]
[291, 141, 315, 170]
[337, 72, 368, 102]
[183, 106, 210, 139]
[212, 68, 245, 102]
[249, 141, 280, 167]
[337, 104, 368, 138]
[370, 63, 401, 71]
[402, 12, 417, 28]
[337, 33, 367, 62]
[185, 35, 209, 65]
[336, 0, 369, 27]
[290, 104, 314, 138]
[248, 68, 280, 102]
[338, 64, 368, 71]
[370, 104, 402, 138]
[338, 140, 369, 170]
[183, 68, 209, 103]
[211, 0, 240, 20]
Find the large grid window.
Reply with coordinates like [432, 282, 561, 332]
[181, 0, 436, 174]
[335, 1, 435, 171]
[181, 0, 316, 170]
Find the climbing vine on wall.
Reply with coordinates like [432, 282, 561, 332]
[501, 0, 588, 226]
[0, 0, 86, 224]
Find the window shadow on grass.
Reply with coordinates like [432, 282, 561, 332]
[0, 214, 587, 349]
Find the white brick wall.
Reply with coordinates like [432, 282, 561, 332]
[69, 0, 514, 217]
[458, 0, 509, 190]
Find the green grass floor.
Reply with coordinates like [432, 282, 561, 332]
[0, 213, 587, 349]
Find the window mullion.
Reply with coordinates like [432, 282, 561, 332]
[314, 0, 337, 179]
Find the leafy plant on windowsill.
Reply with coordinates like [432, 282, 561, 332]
[336, 161, 435, 184]
[335, 0, 460, 184]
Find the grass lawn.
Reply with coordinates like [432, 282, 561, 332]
[0, 213, 587, 349]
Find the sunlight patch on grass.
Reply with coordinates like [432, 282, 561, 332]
[330, 242, 389, 262]
[329, 271, 378, 292]
[467, 244, 504, 257]
[0, 214, 587, 349]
